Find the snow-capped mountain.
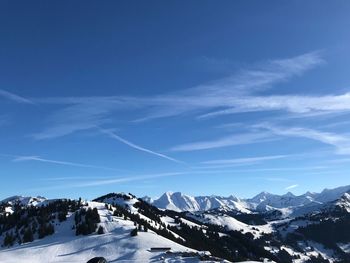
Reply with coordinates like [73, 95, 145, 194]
[321, 192, 350, 214]
[336, 192, 350, 212]
[249, 185, 350, 217]
[151, 192, 251, 213]
[1, 195, 46, 206]
[150, 185, 350, 217]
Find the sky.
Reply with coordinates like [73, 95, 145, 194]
[1, 1, 350, 200]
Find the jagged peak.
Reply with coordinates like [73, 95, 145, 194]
[283, 192, 295, 197]
[304, 191, 316, 196]
[250, 191, 273, 201]
[340, 192, 350, 202]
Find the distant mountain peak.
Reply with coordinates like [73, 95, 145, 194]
[151, 191, 251, 213]
[249, 191, 274, 203]
[283, 192, 295, 197]
[149, 185, 350, 215]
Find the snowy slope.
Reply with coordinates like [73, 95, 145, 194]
[321, 192, 350, 213]
[335, 192, 350, 212]
[0, 201, 222, 263]
[188, 213, 273, 239]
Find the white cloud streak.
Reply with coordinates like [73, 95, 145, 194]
[285, 184, 299, 190]
[0, 89, 33, 104]
[169, 132, 272, 152]
[11, 155, 126, 172]
[263, 177, 294, 182]
[26, 172, 186, 192]
[69, 172, 185, 187]
[258, 124, 350, 155]
[201, 155, 287, 165]
[99, 128, 184, 164]
[31, 51, 330, 139]
[198, 93, 350, 119]
[192, 166, 329, 174]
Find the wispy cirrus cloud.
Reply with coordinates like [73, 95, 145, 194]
[31, 98, 131, 139]
[136, 51, 326, 121]
[31, 51, 328, 139]
[38, 172, 186, 190]
[10, 154, 127, 172]
[263, 177, 294, 182]
[241, 166, 328, 172]
[258, 124, 350, 155]
[25, 51, 350, 168]
[201, 155, 287, 165]
[0, 89, 33, 104]
[99, 128, 184, 164]
[169, 132, 272, 152]
[198, 93, 350, 119]
[285, 184, 299, 190]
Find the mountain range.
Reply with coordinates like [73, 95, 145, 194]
[149, 185, 350, 217]
[1, 185, 350, 263]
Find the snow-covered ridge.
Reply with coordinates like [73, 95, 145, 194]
[151, 191, 251, 213]
[1, 195, 46, 207]
[322, 192, 350, 213]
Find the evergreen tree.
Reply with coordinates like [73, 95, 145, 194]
[23, 227, 34, 243]
[3, 232, 14, 247]
[58, 211, 67, 222]
[97, 225, 104, 235]
[130, 228, 138, 236]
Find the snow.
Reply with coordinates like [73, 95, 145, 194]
[2, 185, 350, 263]
[150, 185, 350, 216]
[161, 216, 177, 226]
[163, 257, 226, 263]
[0, 201, 196, 263]
[180, 218, 203, 229]
[338, 242, 350, 253]
[307, 241, 337, 262]
[276, 218, 313, 237]
[4, 206, 13, 214]
[101, 195, 138, 212]
[247, 185, 350, 217]
[189, 213, 273, 239]
[333, 193, 350, 212]
[279, 242, 337, 263]
[152, 192, 251, 213]
[153, 192, 200, 212]
[1, 195, 46, 206]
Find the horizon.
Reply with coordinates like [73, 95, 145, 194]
[2, 183, 350, 202]
[1, 1, 350, 200]
[2, 180, 350, 203]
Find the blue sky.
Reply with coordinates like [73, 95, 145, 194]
[1, 1, 350, 200]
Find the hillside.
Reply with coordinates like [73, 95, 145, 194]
[0, 199, 226, 263]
